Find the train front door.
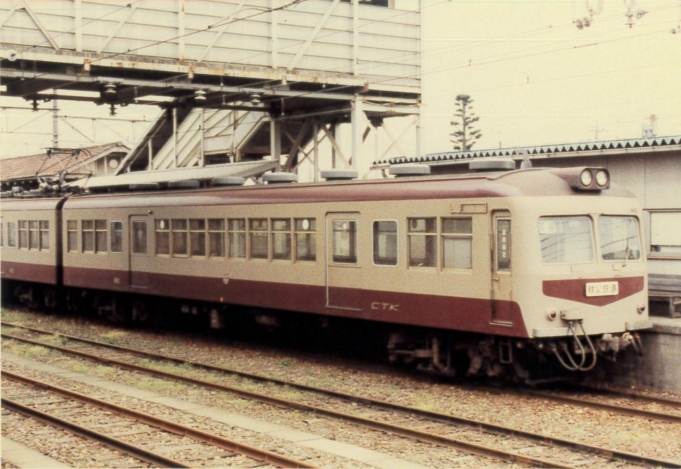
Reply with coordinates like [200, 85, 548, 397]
[491, 211, 513, 324]
[129, 216, 150, 290]
[326, 213, 363, 311]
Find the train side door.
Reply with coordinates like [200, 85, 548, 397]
[129, 216, 150, 290]
[326, 213, 362, 311]
[491, 211, 513, 324]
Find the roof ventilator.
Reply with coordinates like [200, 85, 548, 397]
[320, 169, 358, 181]
[469, 158, 516, 172]
[211, 177, 246, 187]
[168, 180, 200, 189]
[262, 172, 298, 184]
[129, 183, 161, 191]
[389, 164, 431, 177]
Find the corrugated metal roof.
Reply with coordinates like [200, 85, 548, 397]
[0, 143, 129, 181]
[380, 135, 681, 165]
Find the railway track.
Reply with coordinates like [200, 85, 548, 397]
[4, 321, 681, 468]
[1, 370, 312, 468]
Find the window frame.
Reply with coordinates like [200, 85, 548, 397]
[249, 218, 269, 260]
[294, 218, 317, 262]
[7, 221, 16, 248]
[155, 219, 170, 256]
[441, 217, 473, 271]
[208, 218, 225, 258]
[373, 219, 398, 267]
[228, 218, 246, 259]
[110, 221, 123, 253]
[271, 218, 292, 261]
[407, 217, 437, 269]
[331, 219, 358, 264]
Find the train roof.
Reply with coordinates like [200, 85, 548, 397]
[58, 167, 635, 210]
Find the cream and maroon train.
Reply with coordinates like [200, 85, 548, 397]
[1, 164, 652, 379]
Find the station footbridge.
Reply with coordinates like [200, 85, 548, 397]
[1, 0, 421, 185]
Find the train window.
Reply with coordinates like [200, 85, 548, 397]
[155, 219, 170, 255]
[0, 221, 3, 247]
[67, 220, 78, 252]
[17, 221, 28, 249]
[7, 222, 16, 248]
[408, 218, 436, 268]
[95, 220, 107, 253]
[272, 219, 292, 261]
[228, 219, 246, 258]
[208, 219, 225, 258]
[40, 221, 49, 250]
[111, 221, 123, 253]
[442, 218, 472, 270]
[373, 221, 398, 266]
[82, 220, 95, 252]
[599, 216, 641, 261]
[538, 217, 594, 264]
[189, 219, 207, 257]
[295, 218, 316, 262]
[172, 219, 188, 257]
[249, 219, 268, 259]
[332, 220, 357, 264]
[28, 220, 40, 250]
[132, 221, 147, 254]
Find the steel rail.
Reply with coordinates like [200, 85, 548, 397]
[1, 370, 315, 469]
[1, 396, 187, 468]
[2, 332, 571, 468]
[3, 322, 681, 468]
[518, 389, 681, 425]
[562, 384, 681, 409]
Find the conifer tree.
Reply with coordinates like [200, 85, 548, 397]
[450, 94, 482, 151]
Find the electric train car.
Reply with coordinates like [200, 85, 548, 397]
[0, 165, 652, 379]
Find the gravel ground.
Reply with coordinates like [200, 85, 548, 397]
[3, 307, 681, 467]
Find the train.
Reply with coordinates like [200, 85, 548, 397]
[1, 162, 653, 381]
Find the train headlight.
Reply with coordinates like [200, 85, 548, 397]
[595, 169, 609, 188]
[580, 169, 593, 186]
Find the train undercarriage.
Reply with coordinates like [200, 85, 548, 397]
[2, 279, 644, 384]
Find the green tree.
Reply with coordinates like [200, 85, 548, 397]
[450, 94, 482, 151]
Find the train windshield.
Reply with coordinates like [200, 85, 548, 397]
[598, 216, 641, 261]
[538, 216, 594, 264]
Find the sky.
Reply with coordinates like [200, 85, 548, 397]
[1, 0, 680, 161]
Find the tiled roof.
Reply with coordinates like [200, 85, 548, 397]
[1, 143, 128, 181]
[380, 135, 681, 165]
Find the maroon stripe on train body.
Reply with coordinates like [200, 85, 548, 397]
[63, 266, 129, 292]
[542, 276, 644, 306]
[63, 267, 530, 337]
[1, 261, 59, 285]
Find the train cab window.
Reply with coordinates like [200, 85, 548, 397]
[189, 219, 206, 257]
[332, 220, 357, 264]
[272, 219, 292, 260]
[442, 218, 472, 270]
[373, 221, 398, 266]
[228, 219, 246, 258]
[172, 219, 189, 256]
[67, 220, 78, 252]
[7, 222, 17, 248]
[132, 221, 148, 254]
[295, 218, 316, 261]
[408, 218, 436, 267]
[111, 221, 123, 253]
[599, 216, 641, 261]
[249, 219, 268, 259]
[538, 217, 594, 264]
[208, 219, 225, 258]
[155, 219, 170, 255]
